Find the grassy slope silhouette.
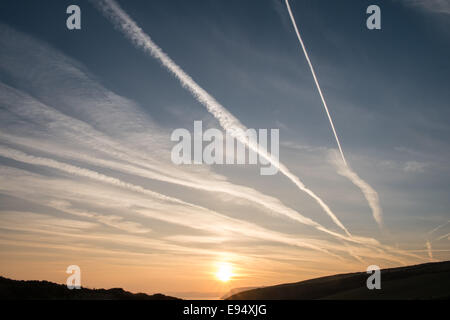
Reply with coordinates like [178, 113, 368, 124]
[0, 276, 179, 300]
[227, 261, 450, 300]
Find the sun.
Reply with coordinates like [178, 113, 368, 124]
[216, 262, 233, 282]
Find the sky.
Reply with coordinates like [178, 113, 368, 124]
[0, 0, 449, 299]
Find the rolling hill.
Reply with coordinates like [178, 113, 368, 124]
[0, 276, 179, 300]
[227, 260, 450, 300]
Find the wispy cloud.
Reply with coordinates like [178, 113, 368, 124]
[0, 83, 367, 246]
[0, 19, 428, 291]
[427, 220, 450, 235]
[403, 161, 429, 173]
[426, 240, 433, 260]
[437, 233, 450, 241]
[0, 22, 354, 246]
[328, 150, 383, 227]
[401, 0, 450, 14]
[92, 0, 352, 237]
[284, 0, 383, 229]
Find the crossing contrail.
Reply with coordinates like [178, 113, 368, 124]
[0, 145, 344, 256]
[426, 240, 433, 260]
[427, 220, 450, 235]
[329, 150, 383, 227]
[92, 0, 352, 236]
[285, 0, 346, 166]
[284, 0, 383, 227]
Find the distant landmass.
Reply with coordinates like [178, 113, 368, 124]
[0, 276, 179, 300]
[221, 286, 261, 299]
[227, 260, 450, 300]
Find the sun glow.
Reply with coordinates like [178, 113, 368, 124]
[216, 262, 233, 282]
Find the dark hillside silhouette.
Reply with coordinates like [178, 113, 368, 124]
[227, 260, 450, 300]
[0, 277, 179, 300]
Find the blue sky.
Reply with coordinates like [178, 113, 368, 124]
[0, 0, 449, 298]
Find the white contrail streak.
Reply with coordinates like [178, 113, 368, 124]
[0, 77, 361, 245]
[285, 0, 346, 166]
[92, 0, 351, 236]
[0, 145, 345, 256]
[426, 240, 433, 260]
[424, 220, 450, 260]
[437, 233, 450, 241]
[427, 220, 450, 235]
[0, 146, 421, 263]
[329, 150, 383, 227]
[285, 0, 383, 227]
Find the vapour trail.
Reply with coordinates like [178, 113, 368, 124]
[427, 220, 450, 235]
[0, 75, 360, 245]
[426, 241, 433, 260]
[92, 0, 351, 236]
[329, 150, 383, 227]
[419, 220, 450, 262]
[0, 145, 345, 256]
[0, 146, 421, 263]
[437, 233, 450, 241]
[285, 0, 346, 165]
[424, 220, 450, 260]
[284, 0, 383, 227]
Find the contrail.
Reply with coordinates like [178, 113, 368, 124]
[427, 220, 450, 235]
[329, 150, 383, 227]
[0, 146, 421, 263]
[437, 233, 450, 241]
[0, 145, 345, 256]
[284, 0, 383, 227]
[424, 220, 450, 260]
[426, 240, 433, 260]
[92, 0, 351, 236]
[422, 220, 450, 261]
[0, 79, 361, 245]
[284, 0, 346, 166]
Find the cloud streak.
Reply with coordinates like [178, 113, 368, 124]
[0, 20, 428, 289]
[285, 0, 347, 166]
[0, 82, 361, 245]
[0, 147, 346, 257]
[426, 240, 433, 260]
[428, 220, 450, 235]
[284, 0, 383, 227]
[328, 150, 383, 227]
[401, 0, 450, 14]
[0, 23, 379, 255]
[92, 0, 351, 237]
